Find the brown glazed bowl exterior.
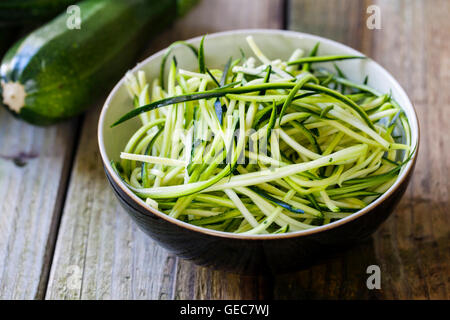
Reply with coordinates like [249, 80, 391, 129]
[98, 30, 419, 274]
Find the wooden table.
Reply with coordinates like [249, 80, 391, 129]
[0, 0, 448, 300]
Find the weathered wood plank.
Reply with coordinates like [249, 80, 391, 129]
[275, 0, 449, 299]
[286, 0, 367, 49]
[45, 0, 284, 300]
[139, 0, 285, 57]
[368, 0, 449, 300]
[0, 109, 77, 299]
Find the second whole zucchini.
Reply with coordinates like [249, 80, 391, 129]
[0, 0, 198, 125]
[0, 0, 76, 25]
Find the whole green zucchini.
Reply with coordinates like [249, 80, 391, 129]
[0, 0, 198, 125]
[0, 0, 76, 25]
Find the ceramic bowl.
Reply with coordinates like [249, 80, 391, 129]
[98, 30, 419, 274]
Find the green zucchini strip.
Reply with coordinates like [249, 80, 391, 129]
[159, 41, 198, 89]
[288, 55, 366, 66]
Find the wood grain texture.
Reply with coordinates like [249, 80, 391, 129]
[7, 0, 447, 300]
[0, 109, 77, 299]
[275, 0, 449, 299]
[45, 0, 283, 300]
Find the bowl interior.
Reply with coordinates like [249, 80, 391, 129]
[98, 29, 419, 238]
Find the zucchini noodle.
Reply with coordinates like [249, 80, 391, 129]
[112, 36, 413, 234]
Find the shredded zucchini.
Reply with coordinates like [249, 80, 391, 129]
[112, 36, 414, 234]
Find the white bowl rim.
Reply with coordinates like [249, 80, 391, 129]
[98, 29, 419, 240]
